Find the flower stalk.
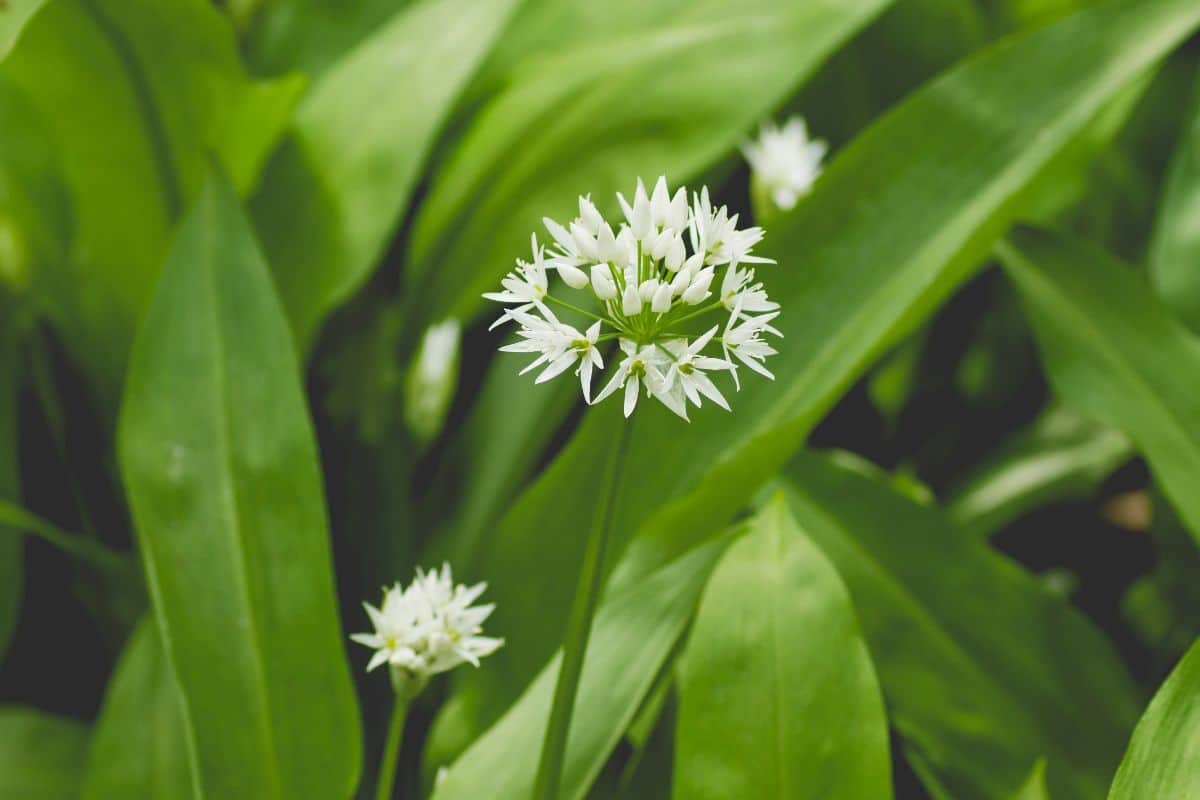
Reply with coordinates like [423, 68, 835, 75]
[532, 416, 634, 800]
[374, 693, 409, 800]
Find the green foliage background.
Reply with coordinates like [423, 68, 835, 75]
[1, 0, 1199, 797]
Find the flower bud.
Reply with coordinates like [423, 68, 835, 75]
[578, 195, 604, 234]
[638, 279, 660, 302]
[591, 265, 617, 300]
[622, 283, 643, 316]
[570, 221, 598, 261]
[405, 320, 461, 445]
[556, 261, 589, 290]
[596, 223, 622, 263]
[631, 180, 652, 239]
[670, 263, 693, 295]
[682, 268, 714, 305]
[665, 234, 686, 272]
[651, 282, 673, 313]
[666, 187, 689, 232]
[650, 230, 672, 262]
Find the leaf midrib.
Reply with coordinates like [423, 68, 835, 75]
[200, 193, 284, 800]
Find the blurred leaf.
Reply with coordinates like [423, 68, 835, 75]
[674, 496, 891, 800]
[243, 0, 414, 78]
[1149, 66, 1200, 332]
[430, 534, 732, 800]
[118, 168, 360, 798]
[1108, 638, 1200, 798]
[946, 406, 1132, 537]
[0, 310, 20, 663]
[1014, 760, 1050, 800]
[251, 0, 520, 354]
[779, 450, 1140, 800]
[452, 0, 1200, 746]
[407, 0, 893, 328]
[999, 226, 1200, 545]
[0, 0, 46, 59]
[0, 0, 301, 409]
[83, 619, 194, 799]
[0, 707, 89, 798]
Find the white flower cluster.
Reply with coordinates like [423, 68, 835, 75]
[351, 564, 502, 686]
[742, 116, 827, 212]
[484, 177, 781, 420]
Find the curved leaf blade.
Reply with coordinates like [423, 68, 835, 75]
[1108, 638, 1200, 798]
[999, 225, 1200, 545]
[674, 496, 891, 800]
[118, 167, 360, 799]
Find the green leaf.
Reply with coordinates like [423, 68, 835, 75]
[430, 534, 733, 800]
[117, 167, 360, 799]
[674, 496, 891, 800]
[0, 0, 302, 408]
[1149, 66, 1200, 332]
[457, 0, 1200, 738]
[83, 619, 195, 800]
[999, 225, 1200, 545]
[0, 312, 22, 663]
[406, 0, 893, 327]
[1108, 638, 1200, 798]
[0, 707, 90, 799]
[251, 0, 521, 353]
[779, 450, 1140, 800]
[945, 406, 1132, 537]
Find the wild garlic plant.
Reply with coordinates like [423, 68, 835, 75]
[352, 564, 501, 800]
[483, 176, 784, 800]
[484, 176, 782, 420]
[742, 115, 827, 213]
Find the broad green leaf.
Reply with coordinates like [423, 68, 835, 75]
[118, 168, 360, 799]
[674, 497, 891, 800]
[251, 0, 520, 353]
[999, 226, 1200, 545]
[946, 406, 1132, 537]
[83, 619, 195, 800]
[1108, 638, 1200, 798]
[0, 309, 21, 662]
[453, 0, 1200, 741]
[406, 0, 893, 328]
[0, 707, 90, 799]
[780, 450, 1140, 800]
[0, 0, 46, 59]
[0, 0, 301, 409]
[430, 534, 732, 800]
[1149, 67, 1200, 332]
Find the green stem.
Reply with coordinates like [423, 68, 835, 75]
[544, 295, 608, 324]
[374, 694, 409, 800]
[532, 416, 634, 800]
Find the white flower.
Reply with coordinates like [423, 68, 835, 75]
[723, 311, 781, 390]
[351, 564, 503, 687]
[663, 327, 733, 413]
[743, 116, 827, 211]
[484, 176, 782, 419]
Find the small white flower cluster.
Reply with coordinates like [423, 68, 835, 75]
[742, 116, 827, 212]
[351, 564, 502, 688]
[484, 176, 781, 420]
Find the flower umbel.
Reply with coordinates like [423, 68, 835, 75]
[351, 564, 502, 692]
[742, 116, 827, 212]
[484, 176, 782, 420]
